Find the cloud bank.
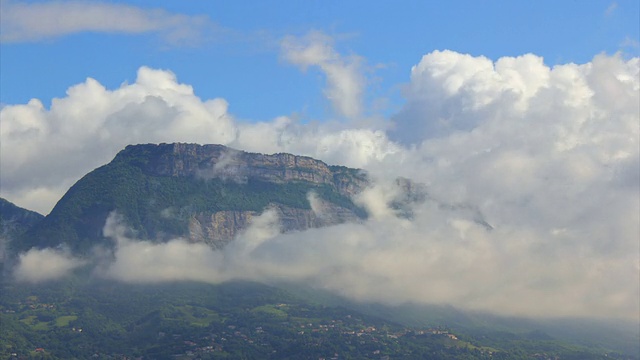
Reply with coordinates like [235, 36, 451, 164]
[0, 0, 214, 45]
[13, 247, 85, 283]
[3, 35, 639, 320]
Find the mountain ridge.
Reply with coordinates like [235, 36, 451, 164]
[0, 198, 43, 237]
[13, 143, 369, 254]
[0, 198, 44, 269]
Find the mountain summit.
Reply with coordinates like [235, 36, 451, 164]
[15, 143, 368, 253]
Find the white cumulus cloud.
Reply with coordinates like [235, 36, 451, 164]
[0, 66, 237, 214]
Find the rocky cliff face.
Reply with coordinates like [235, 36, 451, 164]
[18, 143, 369, 253]
[188, 202, 362, 249]
[118, 143, 367, 198]
[142, 143, 369, 247]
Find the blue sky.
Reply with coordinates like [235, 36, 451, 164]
[1, 0, 638, 121]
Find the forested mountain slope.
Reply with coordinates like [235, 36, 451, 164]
[15, 143, 368, 253]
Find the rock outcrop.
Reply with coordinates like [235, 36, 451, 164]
[17, 143, 369, 253]
[188, 201, 363, 249]
[117, 143, 368, 198]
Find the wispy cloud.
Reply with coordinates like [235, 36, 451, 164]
[604, 1, 618, 17]
[281, 31, 365, 119]
[0, 0, 216, 45]
[621, 36, 640, 49]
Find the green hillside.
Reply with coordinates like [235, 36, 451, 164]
[14, 143, 366, 254]
[0, 198, 43, 240]
[2, 280, 632, 360]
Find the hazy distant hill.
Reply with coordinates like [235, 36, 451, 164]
[0, 198, 44, 262]
[0, 198, 43, 237]
[15, 143, 368, 253]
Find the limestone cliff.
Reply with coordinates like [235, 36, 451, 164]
[188, 201, 362, 249]
[119, 143, 368, 197]
[18, 143, 369, 253]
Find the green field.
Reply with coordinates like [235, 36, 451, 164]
[55, 315, 77, 327]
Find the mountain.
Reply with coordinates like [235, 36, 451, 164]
[14, 143, 368, 254]
[3, 145, 637, 359]
[0, 198, 44, 264]
[0, 198, 43, 237]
